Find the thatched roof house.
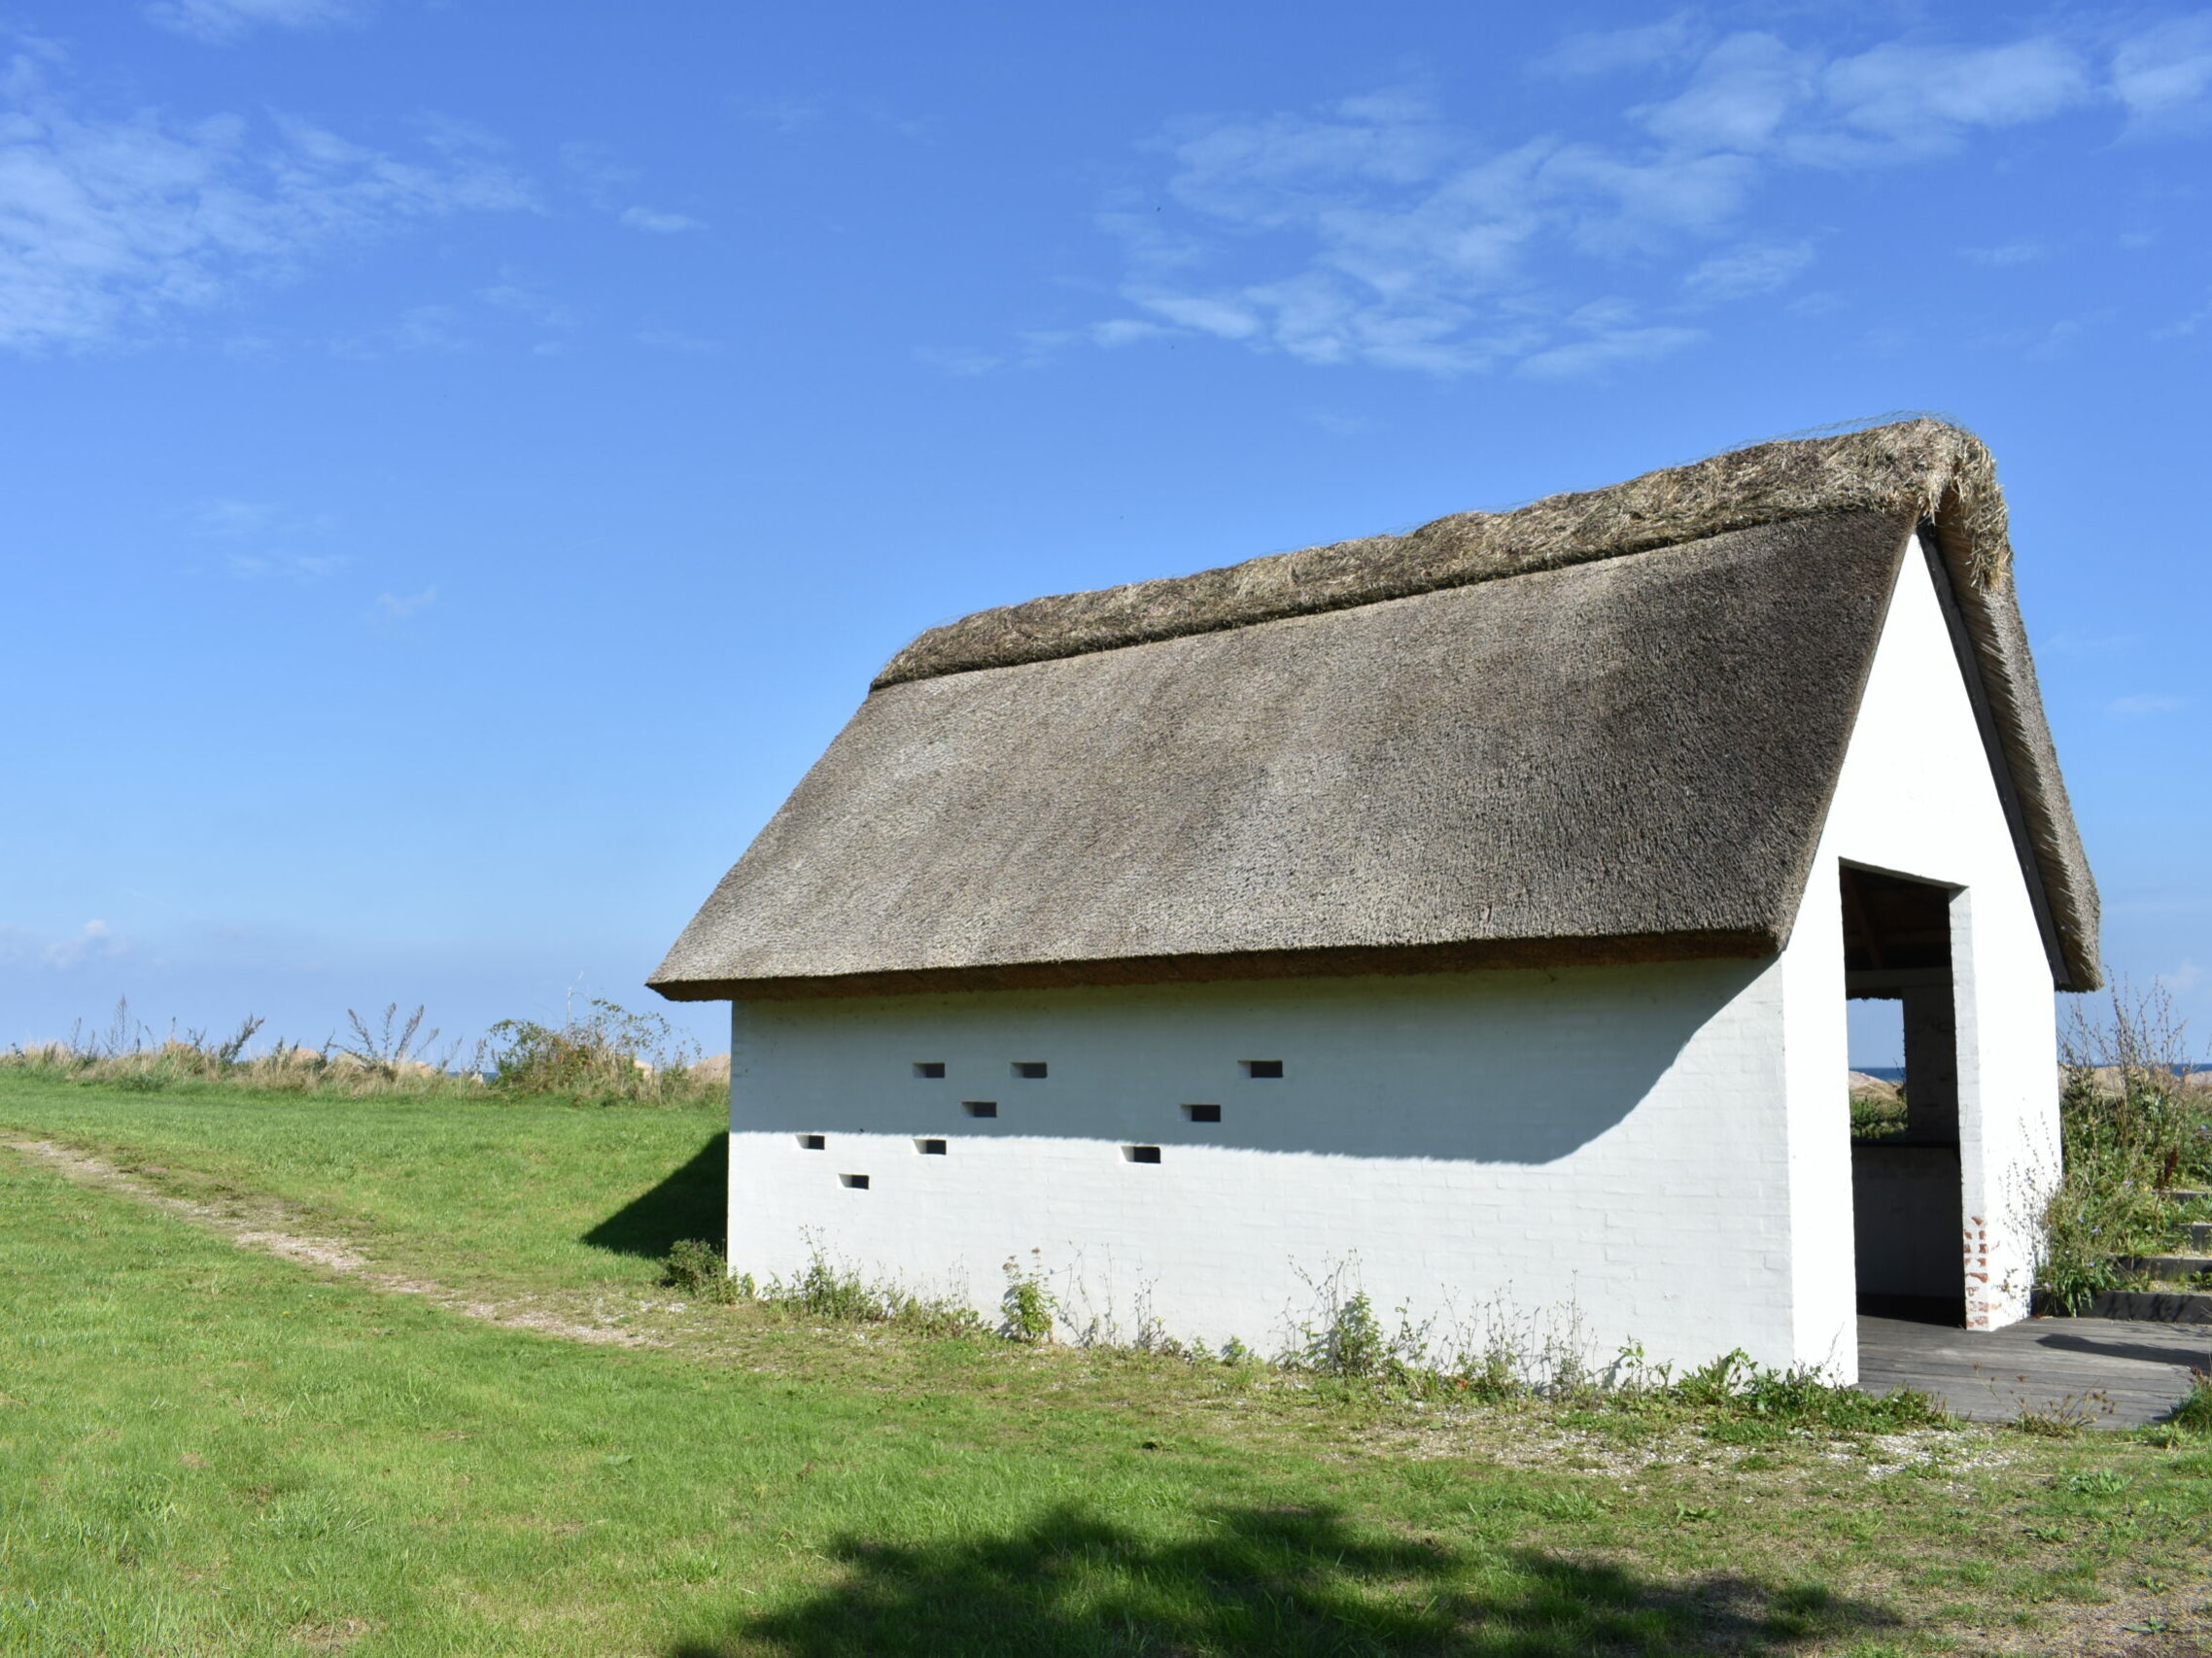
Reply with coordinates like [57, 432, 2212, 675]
[655, 420, 2095, 1381]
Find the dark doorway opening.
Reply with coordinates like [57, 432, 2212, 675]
[1842, 864, 1966, 1328]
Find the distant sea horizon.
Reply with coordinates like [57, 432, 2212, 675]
[1849, 1063, 2212, 1081]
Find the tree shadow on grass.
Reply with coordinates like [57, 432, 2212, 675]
[669, 1502, 1898, 1656]
[581, 1133, 724, 1260]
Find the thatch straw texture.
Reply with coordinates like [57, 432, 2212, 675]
[653, 422, 2097, 1000]
[874, 419, 2005, 688]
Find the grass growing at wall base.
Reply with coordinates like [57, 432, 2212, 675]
[2039, 984, 2212, 1313]
[3, 1074, 2211, 1655]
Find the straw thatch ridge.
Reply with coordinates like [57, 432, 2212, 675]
[861, 417, 2094, 991]
[874, 419, 2005, 688]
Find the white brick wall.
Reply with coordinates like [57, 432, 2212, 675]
[731, 956, 1796, 1372]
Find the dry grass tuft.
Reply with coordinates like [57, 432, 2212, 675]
[2040, 980, 2212, 1312]
[2, 996, 728, 1107]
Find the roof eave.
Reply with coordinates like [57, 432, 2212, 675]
[647, 927, 1787, 1003]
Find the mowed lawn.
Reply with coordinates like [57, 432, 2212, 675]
[2, 1077, 2210, 1656]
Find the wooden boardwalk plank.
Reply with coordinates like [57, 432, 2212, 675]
[1857, 1315, 2210, 1428]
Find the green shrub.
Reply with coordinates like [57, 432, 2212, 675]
[1297, 1288, 1389, 1379]
[2169, 1373, 2212, 1437]
[1676, 1349, 1946, 1432]
[2014, 1394, 2114, 1437]
[1453, 1350, 1527, 1402]
[764, 1247, 985, 1338]
[2037, 982, 2209, 1312]
[1849, 1087, 1907, 1141]
[999, 1253, 1055, 1344]
[483, 997, 715, 1106]
[785, 1254, 885, 1322]
[662, 1239, 749, 1304]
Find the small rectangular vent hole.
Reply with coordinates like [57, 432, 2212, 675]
[1241, 1059, 1284, 1079]
[799, 1133, 826, 1151]
[914, 1061, 946, 1079]
[1123, 1145, 1162, 1164]
[917, 1138, 947, 1156]
[963, 1101, 998, 1118]
[1183, 1103, 1222, 1123]
[840, 1173, 871, 1190]
[1013, 1061, 1048, 1079]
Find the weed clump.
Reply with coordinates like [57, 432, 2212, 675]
[1282, 1267, 1596, 1401]
[2, 995, 728, 1109]
[483, 997, 717, 1107]
[1848, 1072, 1907, 1141]
[2012, 1392, 2115, 1437]
[1296, 1287, 1390, 1380]
[1275, 1262, 1949, 1435]
[1676, 1350, 1948, 1433]
[1000, 1252, 1056, 1344]
[665, 1242, 1051, 1343]
[2039, 982, 2211, 1312]
[662, 1239, 751, 1304]
[741, 1245, 985, 1338]
[2167, 1373, 2212, 1438]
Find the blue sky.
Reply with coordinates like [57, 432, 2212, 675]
[2, 1, 2207, 1064]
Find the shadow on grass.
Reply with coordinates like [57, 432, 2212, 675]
[669, 1502, 1897, 1656]
[581, 1133, 724, 1260]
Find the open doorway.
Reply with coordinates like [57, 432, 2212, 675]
[1842, 864, 1965, 1327]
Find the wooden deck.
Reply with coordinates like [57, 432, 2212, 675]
[1858, 1313, 2211, 1427]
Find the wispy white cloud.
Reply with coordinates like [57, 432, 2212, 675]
[0, 53, 534, 354]
[2112, 15, 2212, 129]
[480, 283, 579, 328]
[1532, 17, 1700, 80]
[1683, 241, 1814, 299]
[0, 918, 123, 972]
[637, 328, 724, 354]
[559, 141, 634, 204]
[145, 0, 363, 45]
[1095, 92, 1728, 377]
[1088, 18, 2210, 379]
[562, 143, 704, 233]
[729, 92, 935, 145]
[184, 497, 346, 578]
[2048, 629, 2143, 657]
[914, 344, 1007, 376]
[731, 95, 824, 136]
[1809, 39, 2091, 156]
[914, 329, 1072, 376]
[383, 305, 467, 352]
[1630, 31, 1807, 153]
[618, 205, 704, 233]
[191, 497, 332, 538]
[2165, 291, 2212, 337]
[374, 585, 436, 621]
[2159, 957, 2206, 994]
[1962, 240, 2049, 266]
[225, 549, 347, 579]
[1517, 305, 1702, 379]
[2106, 693, 2187, 718]
[1304, 408, 1379, 436]
[1623, 32, 2095, 161]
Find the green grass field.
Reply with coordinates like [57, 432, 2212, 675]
[2, 1074, 2209, 1655]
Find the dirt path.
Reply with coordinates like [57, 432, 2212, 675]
[1, 1135, 656, 1349]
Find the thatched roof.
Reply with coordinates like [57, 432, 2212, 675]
[653, 421, 2098, 1000]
